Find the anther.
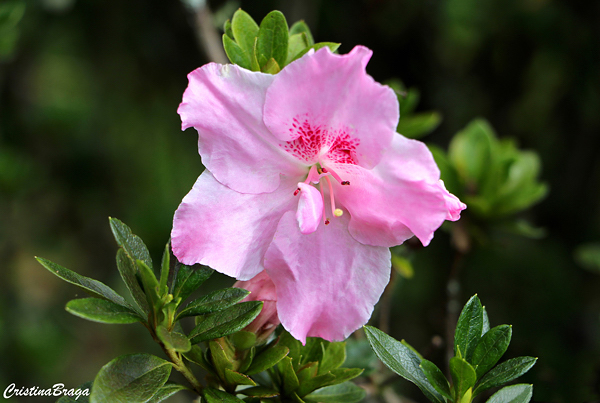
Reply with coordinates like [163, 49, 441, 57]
[334, 209, 343, 217]
[321, 168, 328, 173]
[341, 181, 350, 185]
[325, 219, 330, 225]
[293, 188, 300, 196]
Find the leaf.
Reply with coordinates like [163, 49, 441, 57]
[188, 301, 263, 344]
[289, 20, 314, 46]
[575, 242, 600, 273]
[90, 354, 171, 403]
[290, 42, 340, 63]
[450, 357, 477, 402]
[156, 325, 191, 353]
[287, 32, 309, 64]
[277, 330, 302, 365]
[473, 357, 537, 395]
[363, 326, 444, 403]
[177, 288, 250, 320]
[55, 381, 92, 402]
[231, 9, 259, 56]
[485, 384, 533, 403]
[261, 57, 281, 74]
[247, 345, 290, 375]
[397, 112, 442, 139]
[171, 264, 213, 302]
[277, 356, 300, 394]
[229, 330, 257, 351]
[482, 307, 490, 335]
[209, 339, 235, 381]
[256, 10, 289, 68]
[455, 294, 484, 361]
[136, 260, 160, 307]
[225, 368, 257, 386]
[66, 298, 142, 324]
[183, 345, 216, 375]
[203, 388, 245, 403]
[116, 248, 148, 316]
[223, 19, 233, 39]
[223, 34, 252, 69]
[297, 372, 336, 397]
[471, 325, 512, 378]
[158, 243, 170, 295]
[109, 217, 152, 269]
[239, 386, 280, 398]
[37, 257, 130, 308]
[304, 382, 366, 403]
[420, 359, 452, 400]
[147, 383, 188, 403]
[319, 342, 346, 375]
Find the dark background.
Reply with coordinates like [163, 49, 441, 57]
[1, 0, 599, 402]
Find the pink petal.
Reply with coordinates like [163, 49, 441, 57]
[438, 180, 467, 221]
[296, 182, 323, 234]
[335, 134, 464, 247]
[263, 46, 399, 169]
[171, 171, 298, 280]
[178, 63, 306, 195]
[264, 211, 391, 344]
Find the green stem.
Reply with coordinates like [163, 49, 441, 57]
[163, 345, 204, 394]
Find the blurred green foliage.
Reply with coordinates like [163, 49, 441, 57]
[1, 1, 599, 402]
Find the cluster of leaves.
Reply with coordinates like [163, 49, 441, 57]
[432, 119, 548, 221]
[222, 9, 339, 74]
[365, 295, 537, 403]
[37, 218, 365, 403]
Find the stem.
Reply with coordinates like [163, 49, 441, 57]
[163, 345, 204, 394]
[445, 250, 465, 368]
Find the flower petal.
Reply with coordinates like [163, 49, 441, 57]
[263, 46, 399, 169]
[171, 171, 298, 280]
[296, 183, 323, 234]
[178, 63, 306, 194]
[264, 211, 391, 344]
[335, 134, 465, 247]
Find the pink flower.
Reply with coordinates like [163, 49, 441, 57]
[172, 46, 465, 344]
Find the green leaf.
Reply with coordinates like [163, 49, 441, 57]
[177, 288, 250, 320]
[449, 119, 495, 189]
[159, 243, 170, 295]
[256, 10, 289, 68]
[290, 42, 340, 63]
[277, 330, 302, 365]
[171, 263, 213, 302]
[55, 381, 92, 402]
[247, 345, 290, 375]
[575, 242, 600, 273]
[37, 257, 130, 308]
[397, 111, 442, 139]
[229, 330, 257, 351]
[90, 354, 171, 403]
[363, 326, 444, 403]
[231, 9, 259, 56]
[147, 383, 188, 403]
[189, 301, 263, 344]
[472, 325, 512, 378]
[223, 34, 252, 69]
[304, 382, 366, 403]
[474, 357, 537, 395]
[297, 372, 336, 397]
[450, 357, 477, 402]
[261, 57, 281, 74]
[109, 217, 152, 269]
[209, 339, 235, 381]
[223, 19, 233, 39]
[420, 359, 452, 400]
[455, 294, 484, 361]
[203, 388, 245, 403]
[66, 298, 141, 324]
[289, 20, 314, 46]
[116, 248, 148, 316]
[239, 386, 279, 398]
[156, 325, 191, 353]
[485, 384, 533, 403]
[327, 368, 364, 385]
[136, 260, 160, 307]
[482, 307, 490, 335]
[287, 32, 309, 64]
[319, 342, 346, 375]
[184, 345, 216, 375]
[277, 356, 300, 394]
[225, 368, 257, 386]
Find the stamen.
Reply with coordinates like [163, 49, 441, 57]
[293, 188, 300, 196]
[334, 208, 343, 217]
[318, 182, 328, 225]
[325, 176, 338, 217]
[325, 219, 330, 225]
[324, 166, 343, 183]
[321, 168, 328, 173]
[341, 181, 350, 186]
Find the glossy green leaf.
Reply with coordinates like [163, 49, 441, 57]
[223, 34, 251, 69]
[229, 330, 257, 351]
[450, 357, 477, 402]
[147, 383, 188, 403]
[297, 372, 336, 397]
[231, 9, 259, 56]
[485, 384, 533, 403]
[277, 330, 302, 365]
[37, 257, 130, 308]
[158, 243, 170, 295]
[90, 354, 171, 403]
[420, 359, 452, 400]
[225, 368, 257, 386]
[177, 288, 250, 320]
[278, 356, 300, 394]
[136, 260, 160, 307]
[472, 325, 512, 378]
[318, 342, 346, 375]
[327, 368, 364, 385]
[297, 362, 319, 385]
[209, 339, 235, 381]
[116, 248, 148, 316]
[482, 307, 490, 335]
[156, 325, 191, 353]
[449, 119, 495, 188]
[364, 326, 444, 403]
[203, 388, 244, 403]
[455, 294, 484, 361]
[239, 386, 280, 398]
[189, 301, 262, 344]
[474, 357, 537, 395]
[247, 345, 290, 375]
[301, 338, 326, 365]
[256, 10, 288, 69]
[109, 217, 152, 269]
[261, 57, 281, 74]
[66, 298, 141, 324]
[290, 42, 340, 63]
[183, 345, 216, 375]
[223, 19, 233, 39]
[287, 32, 309, 64]
[304, 382, 366, 403]
[171, 263, 213, 302]
[55, 381, 92, 403]
[289, 20, 314, 46]
[397, 111, 442, 139]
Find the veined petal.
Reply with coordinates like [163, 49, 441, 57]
[335, 134, 464, 247]
[171, 171, 298, 280]
[296, 182, 323, 234]
[178, 63, 306, 195]
[263, 46, 399, 169]
[264, 211, 391, 344]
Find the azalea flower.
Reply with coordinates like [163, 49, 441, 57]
[172, 46, 465, 344]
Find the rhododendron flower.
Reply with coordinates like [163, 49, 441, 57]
[172, 46, 465, 344]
